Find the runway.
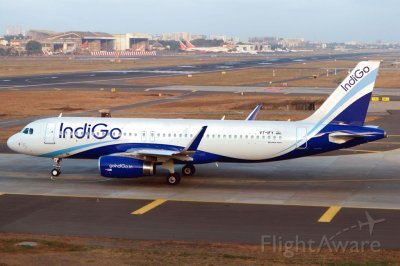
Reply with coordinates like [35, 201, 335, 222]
[0, 52, 372, 90]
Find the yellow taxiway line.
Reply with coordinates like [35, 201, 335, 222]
[318, 206, 342, 223]
[131, 199, 167, 215]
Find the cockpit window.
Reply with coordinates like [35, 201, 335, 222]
[22, 128, 34, 134]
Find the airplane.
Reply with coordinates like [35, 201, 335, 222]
[358, 211, 385, 236]
[179, 40, 230, 53]
[178, 41, 187, 51]
[7, 61, 386, 185]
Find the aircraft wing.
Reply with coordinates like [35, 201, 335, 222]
[111, 126, 208, 162]
[246, 104, 263, 120]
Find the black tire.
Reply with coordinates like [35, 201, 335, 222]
[166, 173, 181, 185]
[182, 164, 196, 176]
[51, 168, 61, 177]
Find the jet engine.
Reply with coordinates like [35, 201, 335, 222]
[99, 155, 155, 178]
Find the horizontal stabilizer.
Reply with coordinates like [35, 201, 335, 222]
[328, 132, 369, 144]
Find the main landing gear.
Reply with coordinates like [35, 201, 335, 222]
[166, 173, 181, 185]
[182, 164, 195, 176]
[165, 164, 196, 185]
[163, 160, 197, 185]
[51, 158, 62, 177]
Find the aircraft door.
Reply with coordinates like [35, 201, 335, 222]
[296, 127, 307, 149]
[44, 123, 56, 144]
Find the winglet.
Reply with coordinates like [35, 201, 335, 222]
[182, 126, 207, 152]
[246, 104, 262, 120]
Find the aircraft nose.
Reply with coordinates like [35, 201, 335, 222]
[7, 134, 19, 152]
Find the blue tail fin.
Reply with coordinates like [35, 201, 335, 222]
[304, 61, 380, 126]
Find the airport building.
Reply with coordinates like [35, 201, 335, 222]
[113, 33, 152, 51]
[29, 31, 115, 54]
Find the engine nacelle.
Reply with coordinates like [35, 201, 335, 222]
[99, 155, 155, 178]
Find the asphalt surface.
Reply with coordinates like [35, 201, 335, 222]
[1, 143, 400, 247]
[0, 194, 399, 248]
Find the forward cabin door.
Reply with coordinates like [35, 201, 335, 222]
[44, 123, 56, 144]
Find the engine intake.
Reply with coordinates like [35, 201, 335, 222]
[99, 155, 155, 178]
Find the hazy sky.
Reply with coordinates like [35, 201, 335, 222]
[0, 0, 399, 42]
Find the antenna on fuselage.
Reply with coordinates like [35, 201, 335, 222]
[58, 113, 63, 117]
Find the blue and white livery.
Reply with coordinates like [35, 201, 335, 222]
[7, 61, 386, 185]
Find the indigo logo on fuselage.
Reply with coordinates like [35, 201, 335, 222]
[341, 66, 370, 92]
[59, 123, 122, 140]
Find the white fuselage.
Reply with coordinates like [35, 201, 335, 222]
[8, 117, 310, 161]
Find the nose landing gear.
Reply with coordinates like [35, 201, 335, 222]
[51, 158, 62, 177]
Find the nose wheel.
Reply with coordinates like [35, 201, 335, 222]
[51, 168, 61, 177]
[51, 158, 62, 177]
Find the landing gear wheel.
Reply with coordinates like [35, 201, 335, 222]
[51, 168, 61, 177]
[182, 164, 195, 176]
[51, 158, 62, 177]
[166, 173, 181, 185]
